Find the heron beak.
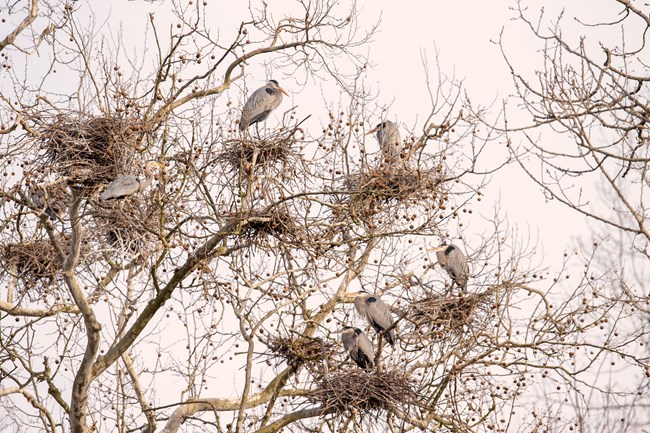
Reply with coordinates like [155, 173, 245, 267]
[342, 291, 360, 297]
[278, 86, 289, 96]
[365, 127, 378, 136]
[427, 246, 446, 253]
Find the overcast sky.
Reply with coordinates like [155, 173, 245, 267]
[16, 0, 604, 264]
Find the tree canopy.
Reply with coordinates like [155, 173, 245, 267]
[1, 1, 648, 433]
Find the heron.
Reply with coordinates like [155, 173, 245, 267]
[99, 161, 162, 201]
[428, 242, 470, 291]
[344, 291, 396, 346]
[366, 120, 402, 163]
[239, 79, 289, 132]
[30, 185, 71, 220]
[340, 326, 375, 369]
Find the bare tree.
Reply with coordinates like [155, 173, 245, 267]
[497, 1, 650, 431]
[1, 2, 647, 433]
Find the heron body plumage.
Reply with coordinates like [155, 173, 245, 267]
[368, 120, 402, 163]
[432, 242, 470, 291]
[351, 292, 396, 346]
[239, 80, 288, 131]
[99, 161, 160, 201]
[341, 327, 375, 369]
[99, 175, 140, 200]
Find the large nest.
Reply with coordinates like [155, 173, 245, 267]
[42, 115, 142, 187]
[2, 240, 61, 286]
[343, 164, 443, 218]
[94, 199, 162, 256]
[218, 129, 300, 174]
[227, 206, 303, 247]
[408, 290, 495, 339]
[1, 236, 88, 300]
[308, 368, 418, 415]
[267, 336, 335, 369]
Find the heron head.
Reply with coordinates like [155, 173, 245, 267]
[342, 290, 369, 299]
[268, 79, 289, 96]
[365, 122, 383, 136]
[428, 240, 452, 254]
[144, 161, 163, 174]
[337, 326, 355, 335]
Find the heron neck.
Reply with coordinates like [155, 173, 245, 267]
[138, 172, 154, 191]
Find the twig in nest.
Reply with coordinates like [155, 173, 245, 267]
[94, 199, 161, 255]
[343, 164, 444, 218]
[409, 290, 495, 339]
[218, 129, 300, 174]
[226, 206, 303, 248]
[41, 115, 142, 187]
[308, 368, 417, 415]
[267, 336, 334, 368]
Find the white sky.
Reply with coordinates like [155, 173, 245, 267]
[5, 0, 642, 418]
[1, 0, 609, 282]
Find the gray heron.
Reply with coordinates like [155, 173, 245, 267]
[429, 242, 470, 291]
[340, 326, 375, 369]
[344, 291, 396, 346]
[239, 79, 289, 132]
[366, 120, 402, 163]
[99, 161, 162, 201]
[30, 185, 71, 220]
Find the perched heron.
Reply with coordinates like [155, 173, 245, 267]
[30, 185, 71, 220]
[429, 242, 470, 291]
[99, 161, 162, 200]
[345, 291, 396, 346]
[239, 79, 289, 132]
[366, 120, 402, 163]
[340, 326, 375, 369]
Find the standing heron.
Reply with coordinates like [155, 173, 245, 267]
[340, 326, 375, 369]
[345, 291, 396, 346]
[239, 80, 289, 132]
[428, 242, 470, 291]
[366, 120, 402, 163]
[30, 184, 71, 220]
[99, 161, 162, 200]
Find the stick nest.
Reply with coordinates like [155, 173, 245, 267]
[218, 130, 299, 174]
[267, 336, 334, 368]
[308, 368, 417, 415]
[1, 236, 88, 298]
[94, 199, 162, 255]
[41, 115, 142, 187]
[409, 290, 495, 339]
[227, 206, 303, 247]
[343, 164, 443, 217]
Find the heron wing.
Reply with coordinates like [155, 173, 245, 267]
[340, 330, 356, 352]
[99, 175, 140, 200]
[364, 297, 396, 346]
[378, 122, 402, 160]
[447, 248, 469, 288]
[355, 332, 375, 368]
[239, 85, 283, 130]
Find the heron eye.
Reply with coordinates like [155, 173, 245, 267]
[265, 88, 274, 95]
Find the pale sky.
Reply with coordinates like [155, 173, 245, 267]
[3, 0, 639, 424]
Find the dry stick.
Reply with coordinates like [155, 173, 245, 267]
[0, 0, 39, 52]
[91, 219, 238, 378]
